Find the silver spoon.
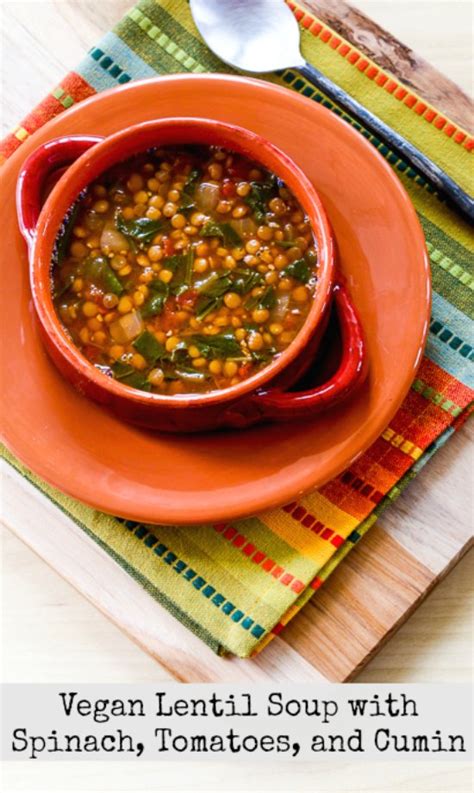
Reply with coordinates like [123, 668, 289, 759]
[190, 0, 474, 224]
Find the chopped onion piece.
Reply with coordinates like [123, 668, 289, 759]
[273, 293, 290, 321]
[109, 311, 144, 343]
[230, 217, 257, 237]
[100, 224, 129, 254]
[195, 182, 220, 212]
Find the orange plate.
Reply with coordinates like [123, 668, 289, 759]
[0, 75, 430, 525]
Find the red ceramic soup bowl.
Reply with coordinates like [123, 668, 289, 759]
[16, 118, 365, 433]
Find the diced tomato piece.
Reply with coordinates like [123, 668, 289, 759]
[160, 297, 178, 331]
[163, 237, 175, 256]
[177, 288, 198, 309]
[221, 179, 236, 198]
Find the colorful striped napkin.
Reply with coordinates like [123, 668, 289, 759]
[2, 0, 473, 657]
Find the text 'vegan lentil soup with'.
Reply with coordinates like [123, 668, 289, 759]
[52, 146, 318, 395]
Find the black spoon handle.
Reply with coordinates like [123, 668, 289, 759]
[299, 61, 474, 225]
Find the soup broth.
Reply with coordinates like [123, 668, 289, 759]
[53, 145, 318, 395]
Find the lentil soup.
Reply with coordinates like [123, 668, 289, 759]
[52, 146, 318, 395]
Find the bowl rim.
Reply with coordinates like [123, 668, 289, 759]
[29, 117, 335, 408]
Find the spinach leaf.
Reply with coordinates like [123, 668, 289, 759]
[195, 296, 222, 321]
[201, 221, 242, 247]
[84, 255, 105, 281]
[244, 176, 279, 222]
[167, 341, 189, 364]
[161, 254, 187, 272]
[245, 285, 276, 311]
[232, 268, 264, 295]
[194, 268, 264, 320]
[189, 333, 242, 359]
[245, 186, 269, 223]
[282, 258, 312, 283]
[161, 364, 179, 382]
[133, 331, 165, 364]
[184, 168, 200, 194]
[197, 272, 233, 297]
[116, 214, 165, 244]
[141, 281, 169, 318]
[164, 250, 195, 294]
[195, 272, 234, 320]
[250, 347, 276, 363]
[102, 266, 124, 295]
[122, 372, 152, 391]
[112, 361, 135, 379]
[260, 286, 277, 308]
[85, 255, 124, 295]
[179, 169, 201, 213]
[195, 271, 218, 294]
[179, 198, 196, 215]
[184, 249, 194, 286]
[112, 361, 151, 391]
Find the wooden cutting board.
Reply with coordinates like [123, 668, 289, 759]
[2, 0, 473, 682]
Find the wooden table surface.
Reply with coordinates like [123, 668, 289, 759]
[1, 2, 473, 790]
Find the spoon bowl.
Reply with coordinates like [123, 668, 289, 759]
[190, 0, 303, 72]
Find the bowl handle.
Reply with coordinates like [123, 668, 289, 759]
[16, 136, 103, 251]
[225, 283, 366, 427]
